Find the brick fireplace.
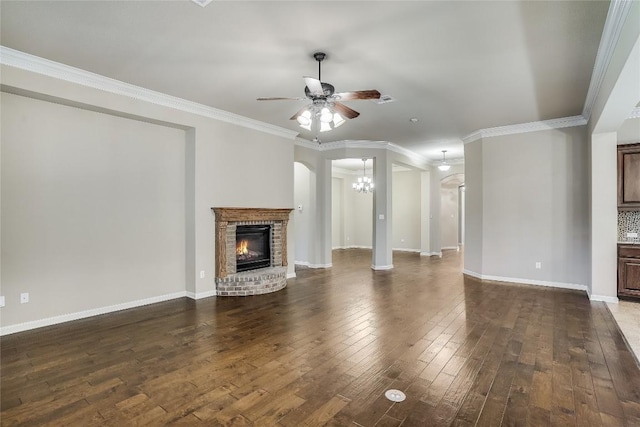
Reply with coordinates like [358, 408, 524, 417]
[212, 207, 293, 296]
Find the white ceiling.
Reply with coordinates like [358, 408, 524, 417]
[0, 1, 610, 163]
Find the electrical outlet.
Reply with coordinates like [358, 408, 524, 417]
[0, 296, 5, 307]
[20, 293, 29, 304]
[535, 262, 542, 269]
[200, 270, 205, 279]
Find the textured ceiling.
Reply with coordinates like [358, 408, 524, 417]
[0, 1, 610, 163]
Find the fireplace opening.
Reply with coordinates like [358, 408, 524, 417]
[236, 225, 271, 272]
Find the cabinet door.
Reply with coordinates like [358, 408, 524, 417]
[618, 143, 640, 208]
[619, 257, 640, 297]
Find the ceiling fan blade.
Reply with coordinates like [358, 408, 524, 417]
[333, 102, 360, 119]
[333, 90, 381, 101]
[257, 97, 306, 101]
[303, 76, 325, 97]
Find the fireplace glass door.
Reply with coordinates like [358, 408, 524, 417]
[235, 225, 271, 272]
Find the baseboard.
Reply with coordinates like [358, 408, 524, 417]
[587, 290, 619, 303]
[463, 269, 482, 279]
[420, 252, 442, 257]
[287, 272, 297, 279]
[294, 261, 332, 269]
[392, 248, 421, 253]
[0, 291, 188, 336]
[463, 269, 588, 293]
[186, 289, 217, 300]
[441, 246, 460, 251]
[371, 264, 394, 270]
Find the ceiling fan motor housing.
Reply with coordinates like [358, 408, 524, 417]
[305, 82, 335, 99]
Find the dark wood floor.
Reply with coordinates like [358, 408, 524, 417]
[2, 249, 640, 426]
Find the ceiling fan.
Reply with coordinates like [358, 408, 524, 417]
[257, 52, 381, 132]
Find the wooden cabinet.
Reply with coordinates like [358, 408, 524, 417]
[618, 244, 640, 298]
[618, 143, 640, 209]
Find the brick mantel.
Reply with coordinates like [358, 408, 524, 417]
[212, 207, 293, 280]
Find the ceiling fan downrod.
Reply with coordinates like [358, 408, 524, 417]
[313, 52, 326, 81]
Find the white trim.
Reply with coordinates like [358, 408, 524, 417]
[629, 107, 640, 119]
[462, 115, 587, 144]
[186, 290, 217, 300]
[392, 248, 421, 253]
[441, 246, 460, 251]
[294, 139, 427, 165]
[0, 46, 299, 140]
[0, 291, 187, 336]
[429, 158, 465, 168]
[587, 289, 619, 303]
[421, 251, 442, 257]
[463, 269, 482, 279]
[371, 264, 394, 270]
[463, 270, 588, 293]
[582, 0, 636, 121]
[294, 261, 333, 269]
[287, 272, 297, 279]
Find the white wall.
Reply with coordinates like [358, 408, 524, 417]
[464, 126, 590, 288]
[618, 116, 640, 144]
[294, 162, 312, 263]
[391, 170, 421, 251]
[2, 93, 186, 325]
[464, 140, 483, 274]
[350, 187, 374, 248]
[331, 177, 344, 248]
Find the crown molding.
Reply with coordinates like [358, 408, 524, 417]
[0, 46, 299, 140]
[294, 139, 428, 165]
[582, 0, 635, 121]
[462, 115, 587, 144]
[429, 158, 465, 168]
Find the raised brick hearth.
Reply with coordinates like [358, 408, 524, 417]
[212, 207, 293, 296]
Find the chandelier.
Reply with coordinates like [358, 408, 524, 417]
[438, 150, 451, 171]
[296, 101, 346, 132]
[353, 159, 374, 193]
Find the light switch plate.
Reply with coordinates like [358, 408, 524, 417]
[627, 232, 638, 238]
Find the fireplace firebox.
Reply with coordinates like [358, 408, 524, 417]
[236, 225, 271, 272]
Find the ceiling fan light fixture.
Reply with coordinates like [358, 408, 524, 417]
[297, 110, 312, 127]
[319, 121, 332, 132]
[333, 113, 345, 127]
[320, 107, 333, 123]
